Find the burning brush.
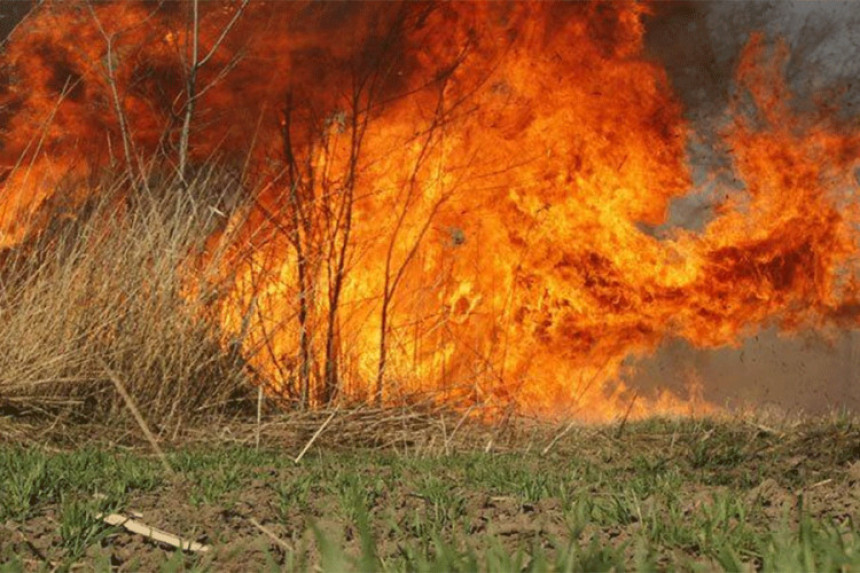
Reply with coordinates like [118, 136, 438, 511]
[0, 1, 858, 424]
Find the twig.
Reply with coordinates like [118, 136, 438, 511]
[294, 409, 337, 464]
[255, 385, 263, 451]
[249, 517, 292, 552]
[197, 0, 250, 69]
[178, 0, 250, 181]
[98, 358, 174, 476]
[484, 436, 494, 453]
[444, 405, 474, 453]
[745, 420, 781, 436]
[615, 391, 638, 439]
[86, 5, 138, 183]
[100, 513, 210, 553]
[541, 421, 576, 456]
[805, 478, 833, 490]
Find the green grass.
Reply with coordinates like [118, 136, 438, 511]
[1, 417, 858, 571]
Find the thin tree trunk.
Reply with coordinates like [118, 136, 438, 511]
[178, 0, 249, 183]
[87, 5, 136, 183]
[177, 0, 198, 183]
[296, 247, 312, 409]
[374, 84, 450, 407]
[282, 98, 314, 410]
[375, 291, 390, 406]
[322, 94, 365, 405]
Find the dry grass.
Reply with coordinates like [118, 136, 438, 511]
[176, 402, 859, 460]
[0, 163, 550, 448]
[0, 162, 853, 458]
[0, 168, 257, 439]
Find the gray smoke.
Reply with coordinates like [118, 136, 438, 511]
[645, 1, 860, 233]
[628, 1, 860, 417]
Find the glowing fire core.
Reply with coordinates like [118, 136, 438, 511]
[1, 1, 859, 421]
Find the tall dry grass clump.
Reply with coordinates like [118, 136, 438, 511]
[0, 168, 256, 437]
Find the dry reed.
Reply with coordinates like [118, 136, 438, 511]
[0, 168, 256, 440]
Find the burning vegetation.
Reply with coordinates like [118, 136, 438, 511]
[0, 1, 858, 424]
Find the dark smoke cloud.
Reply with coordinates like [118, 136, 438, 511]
[635, 1, 860, 416]
[646, 1, 860, 234]
[648, 1, 860, 122]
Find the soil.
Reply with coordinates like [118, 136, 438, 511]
[2, 418, 859, 571]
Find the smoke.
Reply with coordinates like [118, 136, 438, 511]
[628, 328, 860, 415]
[649, 1, 860, 121]
[0, 2, 32, 41]
[644, 1, 860, 233]
[1, 1, 858, 417]
[631, 1, 860, 416]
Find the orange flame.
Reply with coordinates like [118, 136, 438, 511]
[1, 2, 858, 421]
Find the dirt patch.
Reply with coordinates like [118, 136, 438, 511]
[2, 417, 859, 570]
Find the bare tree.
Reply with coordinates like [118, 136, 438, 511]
[87, 3, 146, 183]
[177, 0, 249, 183]
[85, 0, 250, 185]
[280, 98, 318, 408]
[371, 34, 491, 406]
[374, 89, 451, 406]
[274, 6, 420, 407]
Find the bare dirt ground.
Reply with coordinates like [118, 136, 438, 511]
[1, 413, 859, 571]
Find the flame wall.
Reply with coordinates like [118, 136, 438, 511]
[1, 1, 859, 420]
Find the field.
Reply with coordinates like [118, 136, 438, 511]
[1, 413, 858, 572]
[0, 152, 855, 573]
[2, 2, 860, 571]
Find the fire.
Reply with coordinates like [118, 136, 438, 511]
[1, 2, 858, 421]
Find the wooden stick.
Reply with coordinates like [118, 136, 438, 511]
[255, 385, 263, 451]
[806, 478, 833, 490]
[615, 391, 638, 439]
[444, 405, 474, 454]
[484, 436, 495, 454]
[249, 517, 292, 552]
[100, 513, 210, 553]
[294, 409, 336, 464]
[98, 358, 174, 476]
[542, 421, 576, 456]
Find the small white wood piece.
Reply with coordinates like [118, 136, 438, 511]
[100, 513, 211, 553]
